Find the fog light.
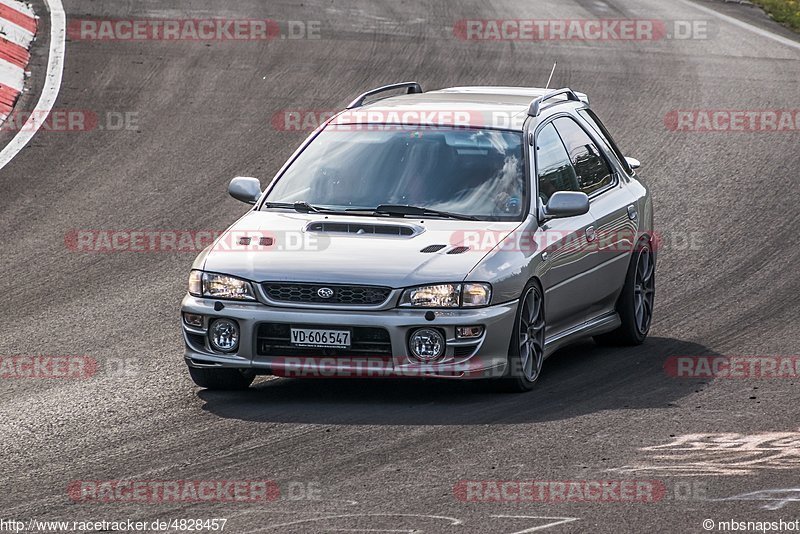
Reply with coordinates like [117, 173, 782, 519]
[183, 313, 204, 328]
[209, 318, 239, 353]
[456, 325, 484, 339]
[409, 328, 445, 362]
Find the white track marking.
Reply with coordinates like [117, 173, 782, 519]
[255, 514, 462, 532]
[679, 0, 800, 52]
[610, 430, 800, 476]
[716, 488, 800, 510]
[322, 529, 414, 533]
[0, 0, 65, 171]
[490, 515, 579, 533]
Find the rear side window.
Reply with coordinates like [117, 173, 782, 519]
[535, 123, 579, 204]
[552, 117, 614, 195]
[578, 109, 633, 175]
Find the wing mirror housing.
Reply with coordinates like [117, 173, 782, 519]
[228, 177, 262, 205]
[541, 191, 590, 219]
[625, 157, 641, 170]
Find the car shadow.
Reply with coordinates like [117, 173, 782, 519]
[197, 336, 717, 425]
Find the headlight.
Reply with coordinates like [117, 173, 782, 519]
[400, 284, 460, 307]
[188, 270, 256, 301]
[399, 283, 491, 308]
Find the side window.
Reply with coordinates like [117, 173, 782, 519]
[578, 109, 633, 175]
[552, 117, 614, 195]
[535, 123, 579, 204]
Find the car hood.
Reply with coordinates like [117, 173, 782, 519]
[199, 210, 522, 287]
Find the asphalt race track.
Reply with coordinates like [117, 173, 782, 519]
[1, 0, 799, 532]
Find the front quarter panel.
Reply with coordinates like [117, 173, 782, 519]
[465, 215, 543, 305]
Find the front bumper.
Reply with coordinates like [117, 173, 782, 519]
[180, 294, 517, 379]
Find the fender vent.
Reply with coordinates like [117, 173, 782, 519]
[237, 237, 274, 246]
[306, 221, 418, 237]
[420, 244, 447, 253]
[447, 246, 470, 255]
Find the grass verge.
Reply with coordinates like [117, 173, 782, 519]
[750, 0, 800, 32]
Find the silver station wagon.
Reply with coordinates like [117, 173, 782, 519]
[181, 83, 654, 392]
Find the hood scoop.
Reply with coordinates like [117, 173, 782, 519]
[306, 221, 421, 237]
[447, 246, 471, 255]
[420, 244, 447, 253]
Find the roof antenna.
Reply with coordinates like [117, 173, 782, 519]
[545, 61, 557, 90]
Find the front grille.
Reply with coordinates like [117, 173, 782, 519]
[256, 323, 393, 358]
[262, 283, 391, 305]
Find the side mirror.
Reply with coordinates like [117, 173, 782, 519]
[542, 191, 590, 219]
[228, 177, 262, 205]
[625, 157, 641, 170]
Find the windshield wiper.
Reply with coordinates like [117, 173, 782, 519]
[263, 202, 478, 220]
[371, 204, 478, 221]
[263, 201, 345, 214]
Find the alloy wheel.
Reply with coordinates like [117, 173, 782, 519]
[633, 245, 655, 335]
[518, 286, 546, 382]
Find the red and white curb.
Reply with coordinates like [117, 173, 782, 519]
[0, 0, 36, 122]
[0, 0, 63, 171]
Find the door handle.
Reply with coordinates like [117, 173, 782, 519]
[585, 225, 597, 242]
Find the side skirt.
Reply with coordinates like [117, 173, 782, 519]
[543, 312, 621, 358]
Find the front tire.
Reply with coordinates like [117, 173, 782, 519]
[188, 366, 255, 390]
[595, 240, 655, 346]
[498, 281, 546, 392]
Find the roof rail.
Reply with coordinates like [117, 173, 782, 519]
[346, 82, 423, 109]
[528, 88, 581, 117]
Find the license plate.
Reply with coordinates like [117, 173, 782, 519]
[290, 328, 351, 348]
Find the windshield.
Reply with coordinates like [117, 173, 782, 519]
[263, 126, 527, 221]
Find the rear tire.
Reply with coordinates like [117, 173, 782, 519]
[496, 281, 546, 393]
[594, 240, 655, 346]
[188, 366, 255, 390]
